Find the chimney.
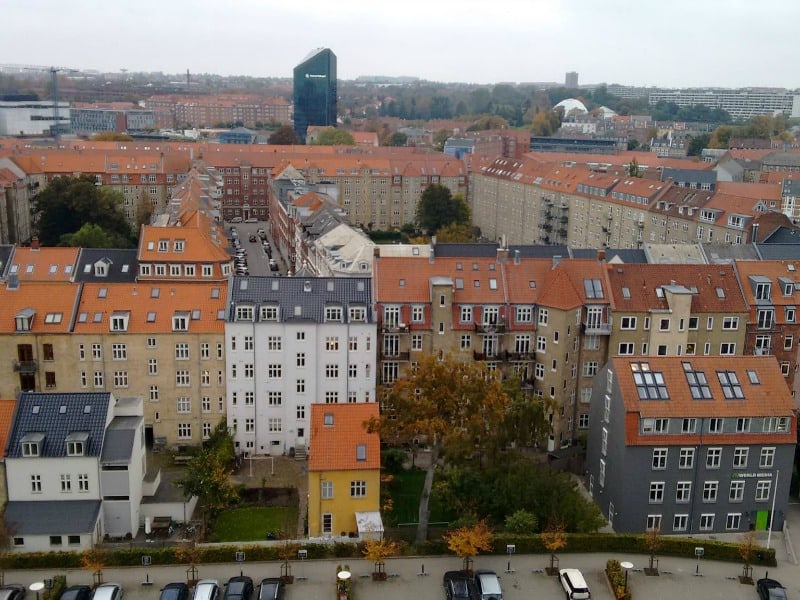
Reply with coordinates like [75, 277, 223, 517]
[751, 222, 759, 243]
[513, 249, 520, 265]
[552, 255, 562, 269]
[428, 248, 435, 264]
[597, 249, 605, 262]
[496, 245, 509, 264]
[31, 237, 40, 250]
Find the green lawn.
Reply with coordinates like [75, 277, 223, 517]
[214, 507, 298, 542]
[385, 469, 454, 527]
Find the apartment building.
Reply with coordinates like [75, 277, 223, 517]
[647, 89, 800, 121]
[143, 95, 292, 130]
[470, 156, 790, 249]
[586, 356, 796, 534]
[225, 276, 375, 457]
[4, 392, 147, 551]
[0, 157, 34, 244]
[70, 104, 156, 135]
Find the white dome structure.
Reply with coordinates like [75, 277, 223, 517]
[554, 98, 588, 116]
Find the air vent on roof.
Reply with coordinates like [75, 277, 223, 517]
[240, 279, 248, 291]
[59, 405, 66, 414]
[303, 281, 312, 292]
[789, 264, 796, 272]
[32, 406, 40, 414]
[83, 405, 91, 414]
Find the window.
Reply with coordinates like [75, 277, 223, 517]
[175, 343, 189, 360]
[717, 371, 743, 399]
[177, 397, 191, 414]
[642, 418, 669, 434]
[113, 371, 128, 388]
[350, 480, 366, 498]
[708, 418, 723, 433]
[620, 316, 637, 330]
[706, 447, 722, 469]
[582, 361, 598, 377]
[268, 418, 282, 432]
[177, 423, 192, 439]
[325, 391, 339, 404]
[412, 334, 423, 351]
[537, 336, 547, 353]
[321, 481, 333, 499]
[325, 364, 339, 379]
[756, 480, 771, 502]
[172, 313, 189, 331]
[111, 344, 127, 360]
[733, 447, 749, 469]
[78, 474, 89, 492]
[149, 385, 159, 402]
[737, 418, 751, 433]
[729, 480, 745, 502]
[720, 342, 736, 355]
[679, 448, 695, 469]
[31, 474, 42, 493]
[296, 405, 306, 419]
[325, 306, 343, 322]
[618, 342, 635, 355]
[646, 515, 662, 531]
[722, 316, 739, 330]
[649, 482, 664, 503]
[93, 371, 104, 388]
[652, 448, 668, 470]
[322, 513, 333, 534]
[675, 481, 691, 503]
[538, 308, 548, 326]
[699, 514, 715, 531]
[245, 364, 254, 378]
[245, 419, 255, 433]
[703, 481, 718, 502]
[92, 344, 102, 360]
[673, 514, 688, 532]
[516, 306, 533, 323]
[268, 364, 282, 378]
[60, 474, 71, 492]
[296, 379, 306, 393]
[681, 418, 697, 434]
[760, 447, 775, 468]
[460, 306, 473, 323]
[148, 358, 158, 375]
[726, 513, 742, 531]
[175, 370, 190, 386]
[757, 309, 774, 330]
[658, 318, 670, 331]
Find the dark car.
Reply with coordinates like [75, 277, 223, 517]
[757, 578, 788, 600]
[223, 577, 253, 600]
[256, 579, 284, 600]
[444, 571, 475, 600]
[60, 586, 91, 600]
[0, 586, 25, 600]
[160, 583, 189, 600]
[248, 235, 257, 243]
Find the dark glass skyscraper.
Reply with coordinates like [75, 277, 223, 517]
[293, 48, 337, 143]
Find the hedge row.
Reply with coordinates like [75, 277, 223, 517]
[0, 532, 776, 570]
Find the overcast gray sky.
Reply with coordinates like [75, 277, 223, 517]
[2, 0, 797, 88]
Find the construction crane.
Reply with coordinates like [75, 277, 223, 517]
[0, 63, 79, 140]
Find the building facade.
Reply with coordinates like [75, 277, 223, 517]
[293, 48, 337, 143]
[586, 356, 796, 534]
[225, 276, 375, 457]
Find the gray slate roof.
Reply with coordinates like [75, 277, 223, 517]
[0, 245, 13, 279]
[660, 168, 717, 187]
[73, 248, 138, 283]
[5, 500, 102, 535]
[756, 244, 800, 261]
[228, 276, 372, 323]
[101, 416, 142, 464]
[6, 392, 112, 458]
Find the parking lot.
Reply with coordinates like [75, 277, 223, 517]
[5, 551, 795, 600]
[226, 221, 286, 278]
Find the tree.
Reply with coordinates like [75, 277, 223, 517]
[541, 520, 567, 575]
[444, 519, 494, 573]
[504, 509, 538, 534]
[530, 109, 562, 137]
[738, 530, 758, 583]
[435, 222, 477, 243]
[627, 157, 642, 178]
[34, 175, 136, 248]
[176, 422, 237, 527]
[362, 537, 402, 580]
[385, 132, 408, 147]
[268, 126, 300, 145]
[493, 377, 553, 454]
[310, 127, 355, 146]
[82, 548, 108, 585]
[366, 354, 511, 544]
[91, 132, 133, 141]
[432, 129, 451, 151]
[687, 133, 711, 157]
[59, 223, 114, 248]
[415, 185, 470, 234]
[644, 527, 662, 574]
[709, 125, 733, 149]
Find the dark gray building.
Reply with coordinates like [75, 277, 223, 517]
[586, 356, 795, 535]
[293, 48, 337, 143]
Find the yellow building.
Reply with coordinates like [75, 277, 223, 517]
[308, 403, 381, 539]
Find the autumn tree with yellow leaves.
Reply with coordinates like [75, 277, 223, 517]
[444, 520, 494, 573]
[367, 354, 511, 545]
[541, 520, 567, 575]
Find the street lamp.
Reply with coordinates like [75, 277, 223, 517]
[29, 582, 44, 600]
[620, 561, 633, 593]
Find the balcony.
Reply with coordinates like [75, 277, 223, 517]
[473, 351, 500, 361]
[504, 351, 535, 361]
[636, 220, 644, 228]
[540, 223, 553, 232]
[582, 321, 612, 335]
[475, 322, 506, 334]
[380, 351, 411, 361]
[13, 360, 37, 374]
[381, 323, 408, 333]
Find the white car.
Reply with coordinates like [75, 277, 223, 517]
[91, 584, 123, 600]
[474, 570, 503, 600]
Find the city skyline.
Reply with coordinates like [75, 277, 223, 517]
[2, 0, 798, 89]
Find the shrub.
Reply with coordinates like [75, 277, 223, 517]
[504, 510, 538, 535]
[605, 560, 632, 600]
[43, 575, 67, 600]
[381, 449, 407, 473]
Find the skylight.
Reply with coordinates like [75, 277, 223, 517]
[631, 362, 668, 400]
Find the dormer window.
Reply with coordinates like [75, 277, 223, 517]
[66, 432, 88, 456]
[172, 312, 190, 332]
[236, 306, 254, 321]
[325, 306, 343, 322]
[94, 260, 110, 277]
[260, 305, 278, 321]
[21, 433, 44, 457]
[157, 240, 169, 252]
[110, 311, 129, 332]
[349, 307, 366, 322]
[15, 308, 34, 332]
[174, 240, 185, 253]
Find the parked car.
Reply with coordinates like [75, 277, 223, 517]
[269, 259, 279, 272]
[444, 571, 475, 600]
[159, 583, 189, 600]
[248, 234, 257, 243]
[245, 218, 257, 223]
[59, 585, 91, 600]
[223, 577, 253, 600]
[91, 584, 123, 600]
[0, 585, 25, 600]
[473, 570, 502, 600]
[257, 579, 285, 600]
[230, 217, 243, 223]
[559, 569, 590, 600]
[192, 580, 220, 600]
[757, 578, 788, 600]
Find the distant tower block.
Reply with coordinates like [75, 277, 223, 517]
[565, 71, 579, 88]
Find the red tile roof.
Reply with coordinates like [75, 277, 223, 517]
[309, 403, 380, 472]
[10, 247, 79, 282]
[0, 282, 80, 333]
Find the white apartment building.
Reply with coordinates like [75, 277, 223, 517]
[225, 276, 376, 457]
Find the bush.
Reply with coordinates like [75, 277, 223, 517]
[606, 560, 632, 600]
[381, 449, 407, 473]
[43, 575, 67, 600]
[504, 510, 538, 535]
